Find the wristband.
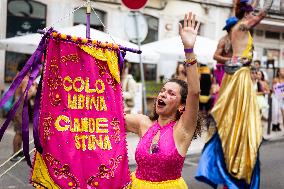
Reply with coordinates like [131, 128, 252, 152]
[184, 48, 194, 53]
[183, 58, 197, 67]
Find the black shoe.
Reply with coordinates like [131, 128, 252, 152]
[272, 124, 277, 132]
[262, 137, 268, 142]
[10, 151, 24, 162]
[10, 155, 24, 162]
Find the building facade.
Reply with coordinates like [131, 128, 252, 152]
[0, 0, 283, 86]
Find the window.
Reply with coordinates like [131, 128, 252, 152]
[5, 0, 47, 82]
[74, 8, 106, 31]
[6, 0, 46, 38]
[5, 52, 30, 82]
[264, 48, 280, 67]
[128, 62, 157, 82]
[141, 15, 159, 44]
[265, 31, 280, 39]
[254, 29, 264, 37]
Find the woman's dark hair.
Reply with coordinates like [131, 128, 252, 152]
[174, 62, 186, 77]
[235, 1, 251, 19]
[259, 70, 265, 81]
[276, 68, 280, 78]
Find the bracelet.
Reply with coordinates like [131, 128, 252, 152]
[184, 48, 194, 53]
[183, 58, 197, 67]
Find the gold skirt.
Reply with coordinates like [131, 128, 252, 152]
[211, 67, 262, 184]
[128, 173, 188, 189]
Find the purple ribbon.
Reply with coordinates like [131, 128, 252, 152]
[22, 53, 44, 167]
[33, 75, 43, 154]
[118, 45, 142, 54]
[118, 50, 126, 75]
[0, 29, 51, 166]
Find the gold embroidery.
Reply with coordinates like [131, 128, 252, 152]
[31, 152, 60, 189]
[80, 45, 120, 84]
[87, 155, 123, 188]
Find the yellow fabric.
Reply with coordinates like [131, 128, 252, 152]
[241, 31, 254, 61]
[198, 66, 210, 74]
[80, 45, 120, 83]
[211, 67, 262, 184]
[31, 152, 60, 189]
[129, 173, 188, 189]
[199, 95, 211, 103]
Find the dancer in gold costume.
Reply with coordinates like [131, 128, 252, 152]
[196, 0, 274, 188]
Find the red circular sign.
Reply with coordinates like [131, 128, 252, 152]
[121, 0, 148, 10]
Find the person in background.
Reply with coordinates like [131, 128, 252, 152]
[251, 67, 269, 119]
[254, 59, 268, 81]
[121, 62, 137, 114]
[199, 64, 213, 114]
[271, 68, 284, 132]
[172, 62, 187, 82]
[256, 70, 270, 120]
[11, 57, 37, 162]
[213, 16, 238, 86]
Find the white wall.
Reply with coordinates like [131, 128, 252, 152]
[0, 0, 7, 88]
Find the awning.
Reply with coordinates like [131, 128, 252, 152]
[0, 24, 160, 64]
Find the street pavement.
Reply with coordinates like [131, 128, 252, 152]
[0, 118, 284, 189]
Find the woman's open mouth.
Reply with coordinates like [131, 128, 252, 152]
[157, 99, 166, 108]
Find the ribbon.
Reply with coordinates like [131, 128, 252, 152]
[22, 53, 45, 167]
[0, 29, 51, 166]
[33, 75, 43, 154]
[118, 50, 126, 75]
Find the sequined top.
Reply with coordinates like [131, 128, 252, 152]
[135, 121, 185, 182]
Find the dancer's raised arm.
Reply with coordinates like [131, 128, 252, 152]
[176, 12, 200, 139]
[236, 0, 274, 28]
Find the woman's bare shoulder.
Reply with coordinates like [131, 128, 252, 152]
[125, 114, 153, 136]
[137, 114, 154, 137]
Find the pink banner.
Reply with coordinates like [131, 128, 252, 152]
[31, 37, 130, 189]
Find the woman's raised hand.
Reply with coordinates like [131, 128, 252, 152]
[179, 12, 200, 49]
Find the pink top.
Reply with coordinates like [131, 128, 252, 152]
[135, 121, 185, 182]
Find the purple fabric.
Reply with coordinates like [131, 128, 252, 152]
[21, 55, 43, 167]
[214, 63, 225, 86]
[86, 13, 91, 39]
[119, 45, 142, 54]
[22, 94, 31, 166]
[33, 76, 43, 154]
[118, 50, 125, 75]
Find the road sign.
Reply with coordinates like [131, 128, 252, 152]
[124, 12, 148, 43]
[121, 0, 148, 10]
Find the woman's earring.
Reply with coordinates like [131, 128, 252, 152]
[179, 106, 185, 113]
